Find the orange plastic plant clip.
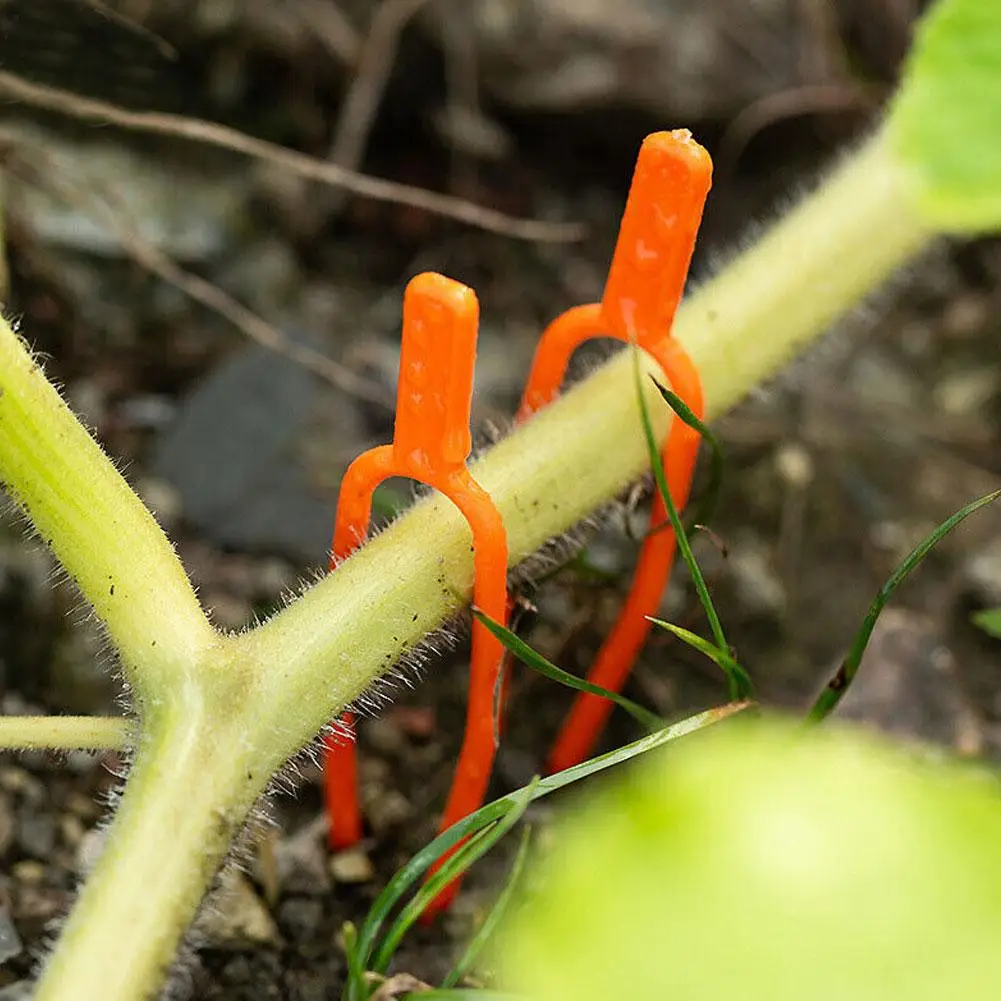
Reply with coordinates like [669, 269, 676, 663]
[322, 272, 509, 913]
[517, 130, 712, 773]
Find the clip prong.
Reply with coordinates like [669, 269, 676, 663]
[323, 273, 508, 914]
[517, 130, 712, 772]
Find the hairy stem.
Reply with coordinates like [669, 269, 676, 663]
[36, 709, 265, 1001]
[0, 324, 217, 704]
[0, 715, 133, 750]
[249, 130, 932, 722]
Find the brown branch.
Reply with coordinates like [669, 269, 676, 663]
[296, 0, 362, 67]
[328, 0, 432, 173]
[0, 70, 584, 243]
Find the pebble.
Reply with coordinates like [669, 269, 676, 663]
[0, 903, 23, 964]
[0, 982, 33, 1000]
[276, 896, 324, 944]
[200, 873, 282, 949]
[933, 367, 1000, 417]
[329, 846, 375, 885]
[963, 536, 1001, 608]
[0, 794, 16, 857]
[15, 814, 56, 861]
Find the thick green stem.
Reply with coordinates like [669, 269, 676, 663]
[247, 130, 933, 732]
[0, 715, 133, 750]
[36, 709, 265, 1001]
[675, 131, 933, 412]
[0, 325, 217, 704]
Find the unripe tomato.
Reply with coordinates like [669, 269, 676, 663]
[500, 717, 1001, 1000]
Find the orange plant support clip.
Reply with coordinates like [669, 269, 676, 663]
[517, 130, 712, 773]
[322, 272, 508, 913]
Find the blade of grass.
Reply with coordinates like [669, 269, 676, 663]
[972, 608, 1001, 639]
[441, 827, 533, 990]
[809, 489, 1001, 721]
[650, 378, 725, 534]
[647, 616, 753, 700]
[473, 608, 665, 732]
[370, 781, 539, 976]
[341, 921, 367, 1001]
[630, 346, 729, 656]
[404, 992, 524, 1000]
[350, 699, 749, 990]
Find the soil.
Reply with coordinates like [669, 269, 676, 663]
[0, 3, 1000, 999]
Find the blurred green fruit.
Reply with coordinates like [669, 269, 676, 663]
[500, 717, 1001, 1000]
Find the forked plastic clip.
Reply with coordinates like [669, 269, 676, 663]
[517, 130, 712, 773]
[322, 272, 509, 913]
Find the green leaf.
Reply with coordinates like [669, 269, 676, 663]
[888, 0, 1001, 232]
[650, 379, 725, 533]
[473, 609, 666, 733]
[630, 349, 730, 659]
[370, 782, 538, 976]
[442, 827, 533, 989]
[350, 701, 749, 997]
[809, 489, 1001, 722]
[647, 617, 753, 700]
[973, 608, 1001, 639]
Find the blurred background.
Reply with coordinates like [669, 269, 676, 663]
[0, 1, 998, 995]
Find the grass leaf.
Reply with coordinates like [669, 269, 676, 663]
[647, 616, 753, 700]
[630, 348, 730, 657]
[349, 701, 749, 996]
[809, 489, 1001, 721]
[370, 782, 538, 976]
[441, 827, 533, 989]
[650, 378, 725, 533]
[474, 609, 665, 733]
[972, 608, 1001, 639]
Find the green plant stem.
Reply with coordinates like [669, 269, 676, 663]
[0, 326, 216, 705]
[36, 712, 265, 1001]
[251, 130, 931, 717]
[0, 715, 133, 750]
[674, 131, 931, 414]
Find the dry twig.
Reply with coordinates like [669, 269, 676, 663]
[0, 70, 584, 243]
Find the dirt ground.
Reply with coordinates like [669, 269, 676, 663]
[0, 2, 999, 998]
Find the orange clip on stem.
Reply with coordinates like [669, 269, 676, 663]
[517, 130, 712, 773]
[322, 273, 509, 914]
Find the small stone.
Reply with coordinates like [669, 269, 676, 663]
[58, 813, 86, 851]
[11, 861, 45, 884]
[0, 793, 16, 857]
[728, 536, 786, 617]
[0, 903, 23, 964]
[364, 790, 413, 833]
[0, 769, 44, 805]
[964, 536, 1001, 607]
[276, 896, 324, 942]
[200, 873, 282, 949]
[0, 982, 34, 1000]
[933, 367, 1000, 417]
[773, 442, 814, 490]
[16, 814, 56, 860]
[364, 717, 406, 757]
[941, 293, 991, 339]
[270, 815, 330, 896]
[65, 791, 100, 822]
[329, 846, 375, 884]
[76, 828, 108, 875]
